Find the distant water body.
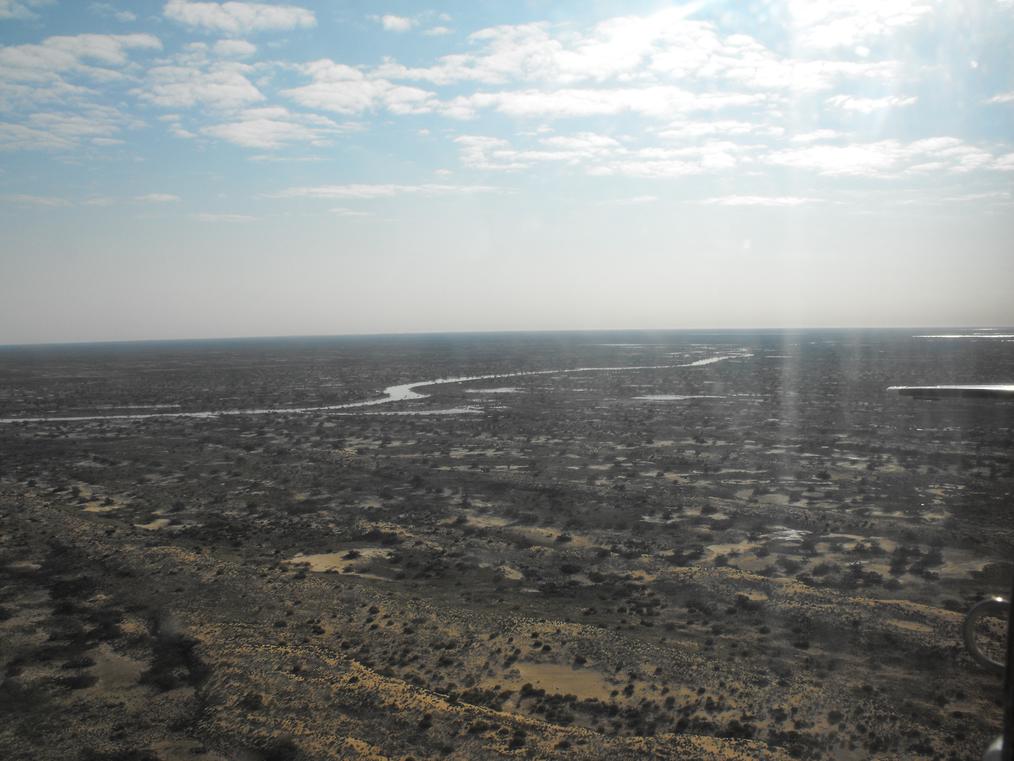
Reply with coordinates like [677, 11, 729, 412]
[2, 327, 1011, 423]
[0, 352, 752, 424]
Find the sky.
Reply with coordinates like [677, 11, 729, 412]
[1, 0, 1013, 344]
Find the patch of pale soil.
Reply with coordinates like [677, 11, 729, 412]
[498, 564, 524, 581]
[705, 541, 758, 561]
[464, 511, 514, 529]
[135, 518, 171, 530]
[150, 739, 228, 761]
[83, 502, 119, 513]
[284, 548, 392, 573]
[84, 643, 146, 696]
[508, 526, 594, 549]
[888, 619, 934, 634]
[5, 560, 41, 572]
[509, 661, 616, 702]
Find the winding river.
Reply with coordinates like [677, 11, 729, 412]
[0, 353, 752, 424]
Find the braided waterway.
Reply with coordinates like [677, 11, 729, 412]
[0, 352, 752, 424]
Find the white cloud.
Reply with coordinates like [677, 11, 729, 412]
[657, 120, 784, 140]
[0, 0, 51, 20]
[444, 87, 767, 120]
[379, 14, 413, 32]
[791, 129, 844, 143]
[139, 62, 263, 109]
[0, 79, 95, 111]
[0, 33, 161, 83]
[376, 9, 899, 95]
[541, 133, 621, 151]
[247, 153, 324, 162]
[75, 193, 180, 204]
[379, 11, 713, 86]
[455, 133, 627, 171]
[588, 144, 746, 178]
[651, 16, 887, 93]
[0, 192, 69, 206]
[708, 50, 899, 94]
[826, 94, 917, 113]
[378, 17, 660, 86]
[0, 122, 72, 150]
[29, 108, 131, 138]
[937, 191, 1012, 203]
[213, 39, 256, 58]
[330, 207, 372, 217]
[272, 184, 499, 200]
[454, 135, 530, 171]
[587, 159, 705, 178]
[0, 35, 147, 149]
[135, 193, 180, 203]
[169, 123, 197, 139]
[766, 143, 899, 176]
[454, 132, 753, 177]
[994, 153, 1014, 172]
[0, 105, 138, 151]
[600, 195, 658, 205]
[41, 33, 162, 65]
[423, 26, 452, 37]
[789, 0, 934, 50]
[194, 212, 255, 221]
[1, 2, 1008, 205]
[164, 0, 315, 34]
[201, 106, 352, 148]
[283, 60, 437, 115]
[701, 195, 819, 207]
[89, 3, 136, 22]
[765, 137, 1006, 177]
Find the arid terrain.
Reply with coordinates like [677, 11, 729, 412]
[1, 330, 1011, 761]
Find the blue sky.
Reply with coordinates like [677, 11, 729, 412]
[1, 0, 1013, 343]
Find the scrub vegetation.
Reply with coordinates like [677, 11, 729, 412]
[0, 331, 1011, 760]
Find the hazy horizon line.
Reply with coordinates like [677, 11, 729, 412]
[3, 324, 1012, 350]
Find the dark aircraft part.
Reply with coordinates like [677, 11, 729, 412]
[888, 385, 1014, 400]
[965, 598, 1010, 675]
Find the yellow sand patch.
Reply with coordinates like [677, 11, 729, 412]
[284, 548, 392, 573]
[135, 518, 171, 530]
[498, 564, 524, 581]
[6, 560, 41, 572]
[84, 643, 146, 695]
[888, 619, 934, 634]
[466, 512, 514, 528]
[509, 526, 594, 548]
[511, 661, 616, 702]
